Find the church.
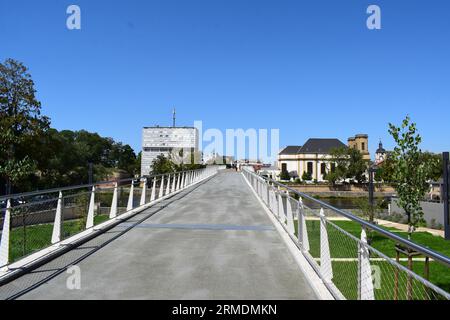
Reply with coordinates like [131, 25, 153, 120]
[277, 134, 370, 182]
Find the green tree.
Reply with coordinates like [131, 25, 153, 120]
[388, 116, 437, 239]
[346, 147, 368, 184]
[328, 147, 368, 184]
[0, 59, 50, 193]
[328, 147, 349, 183]
[374, 155, 395, 183]
[150, 154, 176, 175]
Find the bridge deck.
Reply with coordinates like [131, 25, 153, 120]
[5, 171, 317, 299]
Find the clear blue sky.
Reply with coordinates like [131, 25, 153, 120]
[1, 0, 450, 160]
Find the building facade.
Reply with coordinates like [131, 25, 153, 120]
[277, 134, 370, 182]
[141, 126, 199, 176]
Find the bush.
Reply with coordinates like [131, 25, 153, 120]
[302, 171, 312, 181]
[280, 170, 290, 181]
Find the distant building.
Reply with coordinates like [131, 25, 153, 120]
[141, 126, 199, 176]
[277, 134, 370, 182]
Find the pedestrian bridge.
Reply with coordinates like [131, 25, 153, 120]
[0, 167, 448, 300]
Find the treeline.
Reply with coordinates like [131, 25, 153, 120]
[0, 58, 139, 195]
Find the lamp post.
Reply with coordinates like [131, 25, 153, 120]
[368, 165, 377, 208]
[443, 152, 449, 240]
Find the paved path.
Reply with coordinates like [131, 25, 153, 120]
[5, 171, 317, 300]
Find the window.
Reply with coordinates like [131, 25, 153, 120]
[281, 163, 287, 172]
[331, 163, 336, 173]
[307, 162, 313, 174]
[321, 163, 326, 175]
[361, 142, 365, 151]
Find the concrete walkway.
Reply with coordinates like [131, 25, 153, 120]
[5, 171, 317, 300]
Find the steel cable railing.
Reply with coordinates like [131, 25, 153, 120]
[0, 166, 223, 271]
[242, 168, 450, 300]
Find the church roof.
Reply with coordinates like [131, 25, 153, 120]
[279, 139, 347, 155]
[299, 138, 347, 154]
[279, 146, 302, 155]
[376, 142, 386, 154]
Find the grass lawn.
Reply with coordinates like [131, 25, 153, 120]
[294, 219, 450, 299]
[9, 214, 110, 263]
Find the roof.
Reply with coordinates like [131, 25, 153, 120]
[278, 139, 347, 155]
[376, 142, 386, 154]
[279, 146, 302, 155]
[300, 138, 346, 153]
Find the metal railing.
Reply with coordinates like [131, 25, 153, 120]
[242, 168, 450, 300]
[0, 166, 221, 271]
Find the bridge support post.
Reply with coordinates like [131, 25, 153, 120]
[320, 208, 333, 282]
[86, 186, 96, 229]
[150, 178, 156, 202]
[127, 181, 135, 211]
[285, 191, 295, 235]
[297, 198, 310, 251]
[51, 192, 63, 244]
[141, 178, 147, 206]
[358, 229, 375, 300]
[0, 200, 11, 270]
[110, 182, 118, 218]
[158, 176, 165, 199]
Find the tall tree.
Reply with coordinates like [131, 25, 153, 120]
[150, 154, 176, 175]
[327, 147, 367, 184]
[0, 59, 50, 193]
[388, 116, 437, 239]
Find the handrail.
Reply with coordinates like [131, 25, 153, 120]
[246, 168, 450, 268]
[0, 169, 199, 202]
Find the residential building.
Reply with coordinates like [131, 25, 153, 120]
[141, 126, 199, 176]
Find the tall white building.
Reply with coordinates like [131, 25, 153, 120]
[141, 126, 199, 176]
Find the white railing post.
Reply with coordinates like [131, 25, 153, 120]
[127, 181, 135, 211]
[0, 200, 11, 270]
[51, 191, 63, 244]
[181, 172, 186, 188]
[140, 178, 147, 206]
[158, 175, 165, 198]
[359, 229, 375, 300]
[176, 173, 181, 190]
[285, 192, 295, 235]
[166, 175, 171, 195]
[269, 188, 276, 214]
[277, 191, 285, 223]
[150, 177, 156, 202]
[86, 186, 96, 229]
[297, 198, 310, 251]
[320, 208, 333, 282]
[264, 182, 269, 205]
[171, 173, 176, 193]
[110, 182, 118, 218]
